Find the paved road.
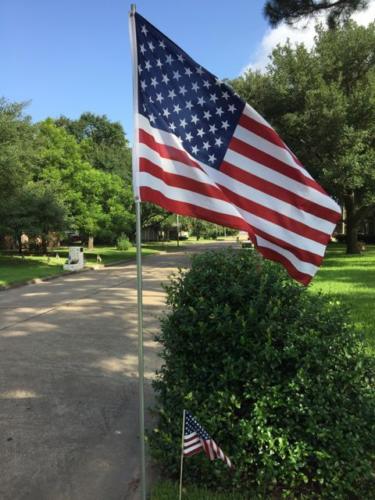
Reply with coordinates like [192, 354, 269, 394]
[0, 241, 235, 500]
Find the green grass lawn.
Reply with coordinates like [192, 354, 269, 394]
[0, 245, 161, 287]
[309, 243, 375, 352]
[0, 239, 233, 288]
[151, 481, 245, 500]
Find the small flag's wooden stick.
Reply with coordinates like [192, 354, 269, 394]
[179, 409, 186, 500]
[177, 214, 180, 247]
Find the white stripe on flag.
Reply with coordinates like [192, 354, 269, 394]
[201, 163, 336, 235]
[223, 147, 339, 212]
[136, 113, 340, 284]
[138, 172, 244, 220]
[255, 235, 318, 276]
[234, 123, 306, 174]
[242, 103, 314, 180]
[139, 143, 216, 185]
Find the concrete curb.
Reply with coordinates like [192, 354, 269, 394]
[0, 266, 94, 292]
[0, 254, 157, 292]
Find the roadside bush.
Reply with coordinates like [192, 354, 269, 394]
[116, 234, 131, 251]
[150, 249, 375, 499]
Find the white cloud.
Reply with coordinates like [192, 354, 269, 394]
[243, 0, 375, 73]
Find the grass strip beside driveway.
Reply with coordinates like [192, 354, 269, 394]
[0, 246, 161, 288]
[151, 481, 245, 500]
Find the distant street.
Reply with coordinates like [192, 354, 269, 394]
[0, 241, 235, 500]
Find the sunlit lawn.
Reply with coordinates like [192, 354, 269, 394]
[0, 239, 234, 288]
[0, 245, 161, 287]
[310, 243, 375, 353]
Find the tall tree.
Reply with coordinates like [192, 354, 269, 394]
[55, 113, 132, 180]
[264, 0, 369, 28]
[55, 113, 169, 236]
[69, 166, 134, 247]
[0, 99, 34, 226]
[27, 184, 67, 253]
[3, 183, 66, 253]
[34, 119, 135, 247]
[232, 21, 375, 253]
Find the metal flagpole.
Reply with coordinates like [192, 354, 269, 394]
[129, 4, 146, 500]
[179, 409, 186, 500]
[135, 199, 146, 500]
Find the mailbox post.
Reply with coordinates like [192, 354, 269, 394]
[63, 247, 84, 271]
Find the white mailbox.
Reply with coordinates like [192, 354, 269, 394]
[63, 247, 84, 271]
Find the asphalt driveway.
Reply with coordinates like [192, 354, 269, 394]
[0, 241, 234, 500]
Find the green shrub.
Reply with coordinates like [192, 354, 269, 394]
[150, 249, 375, 499]
[116, 234, 131, 251]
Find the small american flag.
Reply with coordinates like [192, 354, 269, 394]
[130, 12, 341, 285]
[183, 411, 232, 468]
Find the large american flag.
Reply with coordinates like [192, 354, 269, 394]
[183, 411, 232, 468]
[130, 12, 341, 285]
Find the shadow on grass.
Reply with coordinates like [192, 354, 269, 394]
[0, 256, 64, 287]
[314, 268, 375, 290]
[151, 481, 245, 500]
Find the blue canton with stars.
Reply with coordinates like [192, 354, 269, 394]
[134, 13, 245, 170]
[185, 411, 211, 440]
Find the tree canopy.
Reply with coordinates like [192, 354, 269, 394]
[0, 102, 135, 250]
[232, 21, 375, 252]
[0, 99, 34, 217]
[264, 0, 369, 28]
[33, 118, 135, 246]
[55, 113, 132, 180]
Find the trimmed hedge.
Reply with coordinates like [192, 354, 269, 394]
[150, 249, 375, 498]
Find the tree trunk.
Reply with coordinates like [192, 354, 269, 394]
[344, 192, 360, 254]
[17, 233, 23, 255]
[87, 235, 94, 250]
[345, 194, 375, 254]
[346, 220, 360, 253]
[41, 234, 48, 255]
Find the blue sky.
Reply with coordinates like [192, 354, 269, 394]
[1, 0, 374, 142]
[0, 0, 268, 141]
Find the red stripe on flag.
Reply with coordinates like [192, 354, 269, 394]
[253, 227, 323, 267]
[139, 158, 228, 202]
[220, 161, 340, 225]
[256, 244, 313, 286]
[229, 137, 326, 194]
[139, 186, 252, 233]
[218, 184, 331, 245]
[140, 158, 333, 247]
[184, 448, 202, 457]
[239, 113, 306, 170]
[184, 436, 200, 445]
[239, 113, 288, 151]
[139, 128, 202, 170]
[203, 440, 214, 460]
